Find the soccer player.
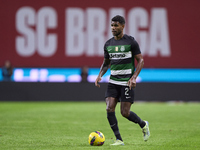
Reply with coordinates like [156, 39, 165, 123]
[95, 15, 150, 145]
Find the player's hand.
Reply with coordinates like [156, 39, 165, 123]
[128, 77, 136, 89]
[95, 76, 102, 88]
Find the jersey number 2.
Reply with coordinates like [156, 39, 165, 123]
[125, 88, 129, 96]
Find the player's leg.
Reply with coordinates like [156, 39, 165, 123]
[120, 102, 146, 128]
[105, 83, 124, 145]
[106, 97, 123, 141]
[120, 86, 150, 141]
[120, 102, 150, 141]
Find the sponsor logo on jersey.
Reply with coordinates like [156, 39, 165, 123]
[109, 53, 126, 58]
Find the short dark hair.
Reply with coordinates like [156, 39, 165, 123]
[111, 15, 125, 25]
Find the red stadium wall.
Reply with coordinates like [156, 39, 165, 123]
[0, 0, 200, 68]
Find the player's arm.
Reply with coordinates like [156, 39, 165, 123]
[128, 53, 144, 89]
[95, 58, 110, 88]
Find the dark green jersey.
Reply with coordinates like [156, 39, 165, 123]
[104, 34, 141, 86]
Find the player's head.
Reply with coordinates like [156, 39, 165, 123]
[111, 15, 125, 25]
[111, 15, 125, 37]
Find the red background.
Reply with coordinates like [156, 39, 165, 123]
[0, 0, 200, 68]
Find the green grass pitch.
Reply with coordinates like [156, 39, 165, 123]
[0, 101, 200, 150]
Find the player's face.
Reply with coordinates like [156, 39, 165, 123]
[111, 21, 124, 37]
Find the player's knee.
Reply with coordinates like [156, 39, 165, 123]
[121, 109, 129, 118]
[106, 106, 115, 112]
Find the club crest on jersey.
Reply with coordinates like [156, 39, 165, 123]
[115, 47, 118, 51]
[120, 46, 125, 51]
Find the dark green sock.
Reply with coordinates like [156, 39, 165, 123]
[127, 111, 146, 128]
[107, 112, 123, 141]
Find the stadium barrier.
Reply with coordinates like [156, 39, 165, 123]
[0, 82, 199, 101]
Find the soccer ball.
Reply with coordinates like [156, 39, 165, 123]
[88, 131, 105, 146]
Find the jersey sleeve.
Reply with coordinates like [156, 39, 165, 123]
[104, 42, 109, 59]
[131, 38, 141, 56]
